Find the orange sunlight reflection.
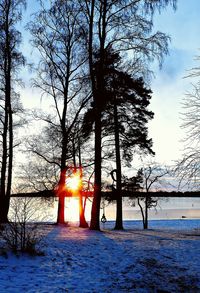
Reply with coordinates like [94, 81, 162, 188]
[65, 197, 79, 222]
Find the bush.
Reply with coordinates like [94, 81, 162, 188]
[0, 197, 45, 255]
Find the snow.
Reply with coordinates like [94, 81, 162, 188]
[0, 220, 200, 292]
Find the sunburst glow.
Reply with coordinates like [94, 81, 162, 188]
[65, 171, 82, 194]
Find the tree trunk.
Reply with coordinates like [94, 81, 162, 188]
[0, 197, 10, 223]
[6, 98, 13, 214]
[57, 168, 66, 224]
[138, 198, 145, 229]
[57, 131, 68, 224]
[57, 78, 69, 224]
[87, 0, 102, 230]
[144, 195, 148, 229]
[78, 141, 88, 228]
[0, 108, 9, 223]
[79, 194, 88, 228]
[90, 109, 102, 230]
[88, 0, 107, 230]
[57, 195, 65, 224]
[0, 6, 11, 223]
[114, 100, 123, 230]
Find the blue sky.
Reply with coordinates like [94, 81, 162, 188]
[148, 0, 200, 164]
[19, 0, 200, 166]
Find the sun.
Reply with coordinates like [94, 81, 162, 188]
[65, 171, 82, 194]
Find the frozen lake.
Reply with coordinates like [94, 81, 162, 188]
[8, 196, 200, 223]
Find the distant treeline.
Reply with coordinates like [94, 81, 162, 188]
[11, 190, 200, 198]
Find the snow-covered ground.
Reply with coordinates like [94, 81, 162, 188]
[0, 220, 200, 292]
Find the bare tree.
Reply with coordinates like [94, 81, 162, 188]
[176, 56, 200, 190]
[135, 164, 168, 229]
[28, 0, 90, 224]
[0, 0, 26, 223]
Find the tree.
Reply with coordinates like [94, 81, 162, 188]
[130, 164, 168, 229]
[176, 56, 200, 190]
[28, 0, 90, 224]
[80, 0, 176, 230]
[83, 49, 154, 229]
[0, 0, 26, 223]
[102, 51, 154, 230]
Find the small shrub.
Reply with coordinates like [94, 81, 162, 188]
[0, 198, 46, 255]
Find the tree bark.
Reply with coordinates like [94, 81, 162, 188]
[138, 198, 145, 229]
[57, 168, 66, 224]
[6, 72, 13, 211]
[90, 109, 102, 230]
[87, 0, 102, 230]
[57, 131, 68, 224]
[114, 99, 123, 230]
[78, 142, 88, 228]
[0, 1, 12, 223]
[0, 106, 9, 223]
[89, 0, 108, 230]
[144, 195, 148, 229]
[79, 193, 88, 228]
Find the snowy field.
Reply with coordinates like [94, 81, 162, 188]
[0, 220, 200, 293]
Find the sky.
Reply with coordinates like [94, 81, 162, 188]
[17, 0, 200, 168]
[149, 0, 200, 164]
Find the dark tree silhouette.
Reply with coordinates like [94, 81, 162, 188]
[83, 49, 154, 229]
[80, 0, 176, 230]
[0, 0, 26, 223]
[138, 165, 168, 229]
[103, 53, 154, 230]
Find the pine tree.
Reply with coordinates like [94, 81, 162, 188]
[83, 49, 154, 229]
